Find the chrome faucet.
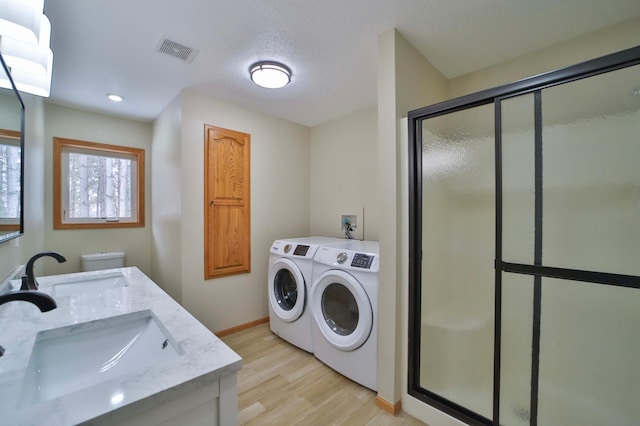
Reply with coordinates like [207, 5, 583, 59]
[20, 251, 67, 291]
[0, 290, 57, 356]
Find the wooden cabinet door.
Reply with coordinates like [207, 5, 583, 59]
[204, 125, 250, 279]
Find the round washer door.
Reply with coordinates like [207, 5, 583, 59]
[269, 258, 306, 323]
[311, 269, 372, 351]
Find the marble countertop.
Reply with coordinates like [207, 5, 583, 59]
[0, 267, 242, 425]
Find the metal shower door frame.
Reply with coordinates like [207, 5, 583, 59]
[407, 45, 640, 426]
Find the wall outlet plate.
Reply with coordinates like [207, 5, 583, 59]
[337, 208, 364, 240]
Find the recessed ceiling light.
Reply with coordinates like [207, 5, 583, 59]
[107, 93, 123, 102]
[249, 61, 291, 89]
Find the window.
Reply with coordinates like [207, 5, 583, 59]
[54, 137, 144, 229]
[0, 129, 21, 231]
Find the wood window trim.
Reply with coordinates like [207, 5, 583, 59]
[0, 129, 21, 140]
[53, 137, 145, 229]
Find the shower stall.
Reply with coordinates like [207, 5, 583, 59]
[407, 46, 640, 425]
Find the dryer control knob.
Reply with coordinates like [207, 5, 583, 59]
[284, 244, 292, 253]
[337, 252, 348, 264]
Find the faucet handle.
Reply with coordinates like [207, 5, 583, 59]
[20, 275, 32, 291]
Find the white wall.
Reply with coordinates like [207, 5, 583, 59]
[178, 89, 311, 333]
[150, 95, 183, 302]
[449, 17, 640, 99]
[309, 106, 379, 241]
[42, 104, 154, 276]
[377, 28, 449, 414]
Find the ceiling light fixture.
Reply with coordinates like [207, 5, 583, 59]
[2, 59, 51, 96]
[0, 0, 45, 45]
[0, 14, 51, 75]
[0, 0, 53, 97]
[107, 93, 123, 102]
[250, 61, 291, 89]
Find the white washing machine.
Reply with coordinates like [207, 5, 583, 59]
[268, 237, 343, 353]
[310, 240, 379, 391]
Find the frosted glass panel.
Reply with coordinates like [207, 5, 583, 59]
[411, 49, 640, 426]
[501, 94, 535, 264]
[499, 273, 533, 425]
[538, 278, 640, 425]
[541, 65, 640, 275]
[420, 104, 494, 418]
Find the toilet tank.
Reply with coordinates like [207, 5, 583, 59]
[81, 252, 125, 272]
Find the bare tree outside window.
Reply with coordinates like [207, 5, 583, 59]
[67, 153, 132, 219]
[0, 141, 20, 220]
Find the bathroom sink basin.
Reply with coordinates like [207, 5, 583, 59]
[20, 310, 183, 405]
[5, 271, 129, 296]
[48, 271, 128, 296]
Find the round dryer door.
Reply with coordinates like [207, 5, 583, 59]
[269, 258, 306, 323]
[311, 269, 373, 351]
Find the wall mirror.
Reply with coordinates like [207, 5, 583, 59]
[0, 53, 25, 244]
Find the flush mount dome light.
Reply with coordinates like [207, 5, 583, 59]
[250, 61, 291, 89]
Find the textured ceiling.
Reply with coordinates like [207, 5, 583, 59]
[43, 0, 640, 126]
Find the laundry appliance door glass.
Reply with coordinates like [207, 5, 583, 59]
[275, 269, 298, 310]
[312, 269, 372, 351]
[269, 258, 306, 322]
[322, 283, 358, 335]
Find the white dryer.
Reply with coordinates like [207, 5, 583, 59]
[268, 237, 342, 353]
[310, 240, 379, 391]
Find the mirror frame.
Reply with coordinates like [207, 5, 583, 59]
[0, 52, 26, 244]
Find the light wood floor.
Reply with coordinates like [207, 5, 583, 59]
[221, 323, 428, 426]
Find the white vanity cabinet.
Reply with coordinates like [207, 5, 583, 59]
[0, 267, 242, 425]
[92, 373, 238, 426]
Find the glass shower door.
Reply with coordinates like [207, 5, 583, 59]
[499, 92, 536, 424]
[499, 64, 640, 425]
[409, 46, 640, 426]
[419, 104, 495, 421]
[535, 65, 640, 425]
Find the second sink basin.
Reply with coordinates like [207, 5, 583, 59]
[49, 271, 128, 296]
[20, 310, 183, 405]
[6, 271, 129, 296]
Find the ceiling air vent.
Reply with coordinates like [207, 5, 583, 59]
[156, 37, 199, 63]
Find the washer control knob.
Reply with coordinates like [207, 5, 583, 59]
[336, 252, 348, 264]
[284, 244, 292, 253]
